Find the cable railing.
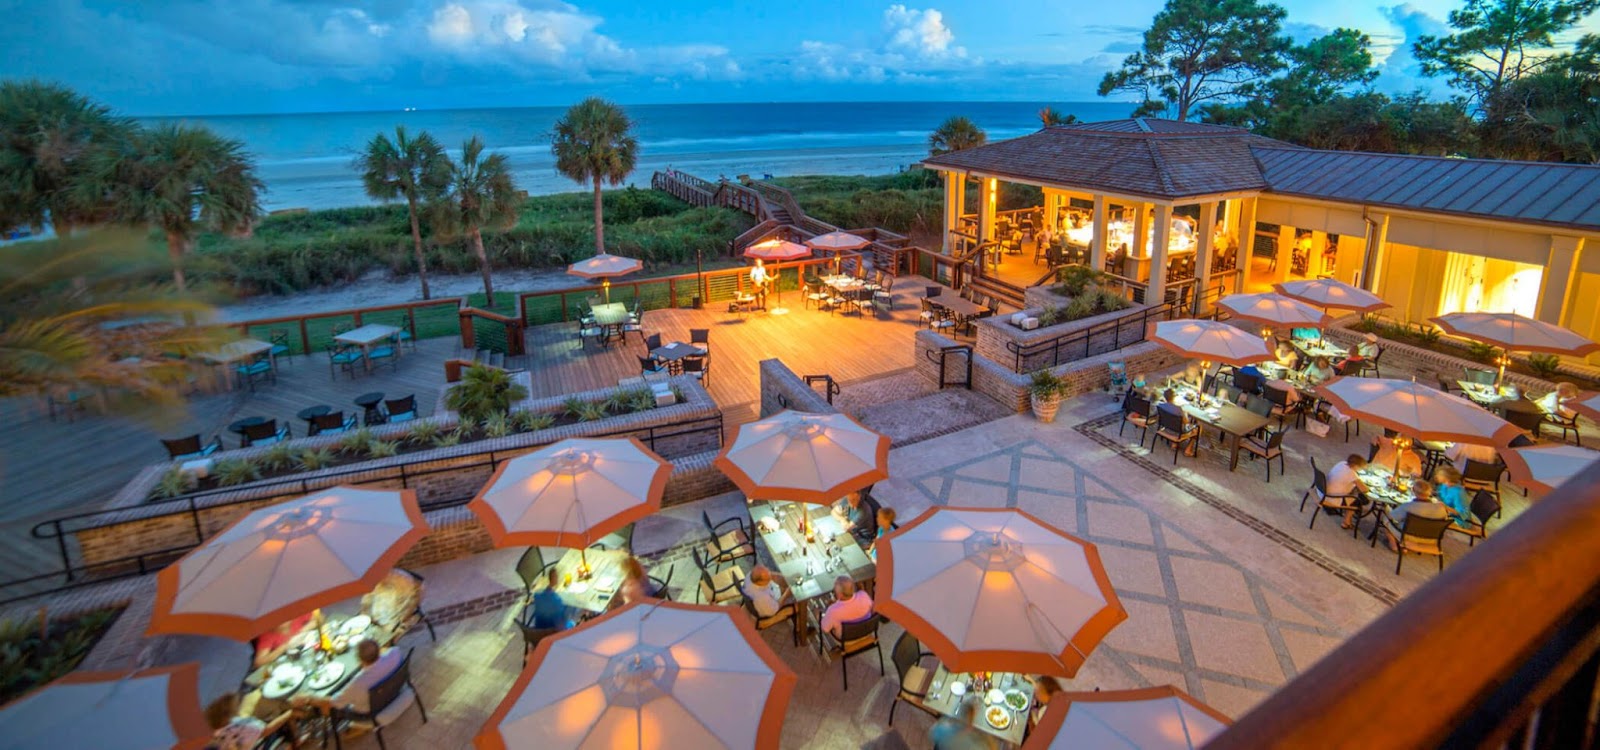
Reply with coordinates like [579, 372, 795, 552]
[231, 298, 465, 356]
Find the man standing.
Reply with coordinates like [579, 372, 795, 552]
[749, 258, 770, 309]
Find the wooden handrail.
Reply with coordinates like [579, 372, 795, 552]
[458, 307, 525, 356]
[1211, 463, 1600, 749]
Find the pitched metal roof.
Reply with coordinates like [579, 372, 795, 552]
[921, 119, 1297, 200]
[1251, 147, 1600, 232]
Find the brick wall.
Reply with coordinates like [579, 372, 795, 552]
[758, 358, 837, 416]
[915, 331, 1181, 414]
[974, 303, 1156, 374]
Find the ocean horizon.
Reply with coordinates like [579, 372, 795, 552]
[141, 101, 1138, 211]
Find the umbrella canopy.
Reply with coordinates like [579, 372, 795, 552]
[1502, 444, 1600, 494]
[714, 410, 889, 505]
[1021, 685, 1231, 750]
[805, 231, 871, 251]
[1148, 320, 1273, 367]
[742, 238, 811, 262]
[469, 437, 671, 549]
[1574, 391, 1600, 424]
[0, 663, 211, 750]
[476, 601, 796, 750]
[1316, 377, 1523, 446]
[1273, 278, 1388, 313]
[148, 487, 428, 640]
[567, 253, 644, 279]
[877, 507, 1126, 676]
[1431, 312, 1600, 357]
[1218, 292, 1332, 330]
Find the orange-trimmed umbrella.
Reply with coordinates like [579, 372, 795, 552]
[475, 601, 796, 750]
[1574, 391, 1600, 424]
[1148, 320, 1272, 368]
[714, 410, 889, 506]
[568, 253, 644, 303]
[1218, 292, 1332, 330]
[877, 507, 1126, 677]
[0, 663, 211, 750]
[469, 437, 670, 550]
[1432, 311, 1600, 365]
[1316, 377, 1522, 446]
[1274, 278, 1388, 313]
[1021, 685, 1231, 750]
[1502, 444, 1600, 494]
[804, 231, 870, 251]
[148, 487, 428, 641]
[743, 238, 811, 262]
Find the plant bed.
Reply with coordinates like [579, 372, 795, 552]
[0, 606, 124, 704]
[1349, 318, 1600, 390]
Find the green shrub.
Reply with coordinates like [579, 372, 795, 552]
[1050, 266, 1106, 297]
[627, 388, 657, 412]
[482, 413, 513, 438]
[1416, 326, 1442, 345]
[563, 396, 588, 419]
[214, 458, 261, 486]
[513, 410, 555, 432]
[576, 401, 607, 422]
[0, 607, 121, 705]
[1029, 370, 1065, 398]
[296, 448, 336, 471]
[260, 443, 297, 471]
[336, 428, 374, 454]
[1528, 353, 1563, 379]
[446, 364, 528, 422]
[366, 439, 399, 458]
[407, 420, 443, 445]
[152, 468, 191, 499]
[1466, 341, 1497, 363]
[432, 429, 463, 447]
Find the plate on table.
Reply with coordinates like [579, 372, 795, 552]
[985, 705, 1013, 730]
[949, 681, 967, 696]
[569, 581, 590, 594]
[307, 661, 346, 690]
[594, 575, 619, 593]
[1004, 690, 1029, 712]
[339, 615, 372, 635]
[985, 689, 1005, 705]
[262, 663, 306, 700]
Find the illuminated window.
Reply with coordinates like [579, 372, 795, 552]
[1437, 252, 1542, 317]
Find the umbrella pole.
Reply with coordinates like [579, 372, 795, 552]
[603, 278, 612, 304]
[1496, 348, 1508, 388]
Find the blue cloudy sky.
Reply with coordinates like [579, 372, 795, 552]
[5, 0, 1598, 116]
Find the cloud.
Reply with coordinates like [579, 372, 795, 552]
[793, 5, 976, 82]
[1283, 22, 1331, 45]
[883, 5, 963, 59]
[1375, 4, 1450, 96]
[1100, 41, 1140, 54]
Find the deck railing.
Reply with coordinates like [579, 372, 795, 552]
[1004, 302, 1183, 373]
[458, 307, 526, 356]
[229, 298, 465, 355]
[1211, 462, 1600, 750]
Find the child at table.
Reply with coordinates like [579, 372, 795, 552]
[867, 507, 898, 561]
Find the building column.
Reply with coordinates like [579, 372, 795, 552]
[1537, 235, 1585, 325]
[1361, 212, 1389, 293]
[1149, 204, 1172, 307]
[1090, 195, 1107, 272]
[1193, 201, 1217, 315]
[1274, 224, 1295, 283]
[1238, 197, 1259, 292]
[1132, 203, 1149, 270]
[978, 178, 997, 245]
[941, 171, 959, 254]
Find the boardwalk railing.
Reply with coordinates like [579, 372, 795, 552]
[231, 298, 465, 355]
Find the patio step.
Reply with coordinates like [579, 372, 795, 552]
[967, 276, 1026, 311]
[473, 349, 505, 369]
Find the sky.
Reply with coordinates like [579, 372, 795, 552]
[4, 0, 1599, 116]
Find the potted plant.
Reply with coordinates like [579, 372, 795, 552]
[1029, 370, 1066, 423]
[446, 363, 529, 423]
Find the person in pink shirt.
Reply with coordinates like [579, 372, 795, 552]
[819, 576, 873, 637]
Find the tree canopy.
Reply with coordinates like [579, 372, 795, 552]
[355, 126, 449, 299]
[928, 116, 987, 155]
[551, 97, 639, 256]
[1415, 0, 1600, 116]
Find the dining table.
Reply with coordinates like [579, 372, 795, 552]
[240, 612, 394, 738]
[1457, 380, 1521, 408]
[1167, 385, 1272, 471]
[1293, 338, 1349, 362]
[746, 500, 875, 644]
[334, 324, 402, 372]
[589, 302, 631, 344]
[650, 341, 706, 374]
[199, 339, 276, 390]
[921, 664, 1035, 746]
[539, 548, 630, 615]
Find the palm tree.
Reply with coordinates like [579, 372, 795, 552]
[1038, 107, 1079, 127]
[433, 136, 520, 306]
[550, 97, 639, 257]
[0, 228, 221, 413]
[928, 116, 988, 156]
[356, 126, 450, 300]
[95, 124, 262, 292]
[0, 81, 134, 237]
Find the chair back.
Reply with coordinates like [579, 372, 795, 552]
[520, 623, 559, 652]
[1244, 396, 1272, 418]
[690, 329, 709, 346]
[924, 286, 941, 298]
[312, 412, 347, 433]
[162, 435, 202, 458]
[1464, 367, 1495, 385]
[1235, 370, 1263, 394]
[1312, 464, 1330, 496]
[837, 613, 882, 644]
[638, 356, 661, 374]
[1157, 407, 1186, 435]
[1126, 394, 1153, 419]
[683, 358, 705, 375]
[241, 420, 280, 442]
[515, 547, 547, 592]
[1265, 429, 1286, 450]
[1470, 489, 1502, 523]
[691, 545, 710, 572]
[891, 631, 925, 687]
[385, 395, 416, 417]
[1264, 385, 1291, 407]
[361, 648, 415, 718]
[1400, 514, 1454, 544]
[644, 333, 662, 351]
[1504, 408, 1544, 434]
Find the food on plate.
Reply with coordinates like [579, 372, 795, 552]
[986, 705, 1012, 730]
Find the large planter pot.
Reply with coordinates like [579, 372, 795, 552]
[1031, 393, 1062, 423]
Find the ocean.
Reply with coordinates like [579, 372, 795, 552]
[141, 101, 1136, 211]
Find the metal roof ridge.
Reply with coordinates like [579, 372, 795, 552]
[1249, 144, 1600, 171]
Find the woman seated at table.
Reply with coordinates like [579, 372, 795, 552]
[1327, 454, 1372, 530]
[1379, 481, 1450, 552]
[1027, 676, 1062, 737]
[1536, 382, 1580, 419]
[615, 556, 661, 608]
[1274, 340, 1302, 370]
[1371, 431, 1423, 478]
[252, 611, 318, 669]
[361, 568, 423, 635]
[819, 576, 874, 638]
[867, 507, 898, 561]
[1432, 465, 1473, 528]
[741, 565, 790, 617]
[1303, 356, 1337, 385]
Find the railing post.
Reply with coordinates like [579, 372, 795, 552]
[406, 307, 417, 341]
[53, 521, 73, 582]
[189, 497, 204, 545]
[299, 318, 311, 355]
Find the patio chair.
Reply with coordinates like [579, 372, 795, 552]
[161, 434, 222, 461]
[390, 568, 437, 643]
[924, 285, 941, 298]
[1537, 400, 1581, 444]
[309, 411, 357, 436]
[45, 391, 87, 422]
[1461, 459, 1506, 506]
[1301, 457, 1366, 538]
[518, 623, 560, 666]
[366, 341, 400, 372]
[1233, 369, 1264, 396]
[1263, 385, 1304, 430]
[740, 584, 799, 646]
[682, 356, 708, 384]
[821, 613, 885, 691]
[235, 355, 275, 391]
[576, 316, 604, 348]
[871, 276, 894, 306]
[329, 648, 427, 750]
[587, 522, 635, 553]
[515, 547, 555, 597]
[1447, 489, 1502, 547]
[690, 328, 710, 352]
[803, 275, 829, 311]
[395, 326, 417, 353]
[1241, 429, 1288, 482]
[701, 510, 756, 568]
[887, 631, 940, 725]
[638, 355, 667, 376]
[329, 344, 362, 380]
[643, 333, 663, 353]
[1119, 393, 1156, 446]
[1375, 513, 1454, 574]
[268, 329, 293, 366]
[1503, 407, 1545, 440]
[693, 547, 745, 605]
[649, 564, 676, 602]
[1153, 408, 1198, 465]
[240, 420, 290, 448]
[384, 395, 418, 423]
[1356, 348, 1385, 378]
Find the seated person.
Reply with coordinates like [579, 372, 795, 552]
[252, 611, 317, 669]
[1326, 454, 1372, 530]
[617, 556, 660, 605]
[831, 492, 876, 542]
[1303, 356, 1337, 385]
[1432, 465, 1473, 528]
[1445, 441, 1499, 472]
[1156, 389, 1197, 456]
[867, 507, 898, 561]
[528, 568, 570, 630]
[1537, 382, 1580, 419]
[361, 568, 423, 634]
[1274, 340, 1302, 370]
[931, 699, 995, 750]
[1028, 676, 1063, 736]
[1335, 333, 1379, 373]
[741, 565, 789, 618]
[204, 692, 265, 750]
[1371, 432, 1423, 478]
[1380, 483, 1451, 551]
[819, 576, 874, 638]
[297, 639, 402, 717]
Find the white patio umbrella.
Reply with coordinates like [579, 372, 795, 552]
[1218, 292, 1332, 331]
[1315, 377, 1523, 447]
[714, 410, 889, 506]
[148, 487, 428, 641]
[568, 253, 644, 303]
[804, 231, 870, 251]
[1273, 278, 1389, 313]
[1502, 444, 1600, 494]
[742, 238, 811, 262]
[468, 437, 671, 554]
[475, 601, 796, 750]
[1573, 391, 1600, 424]
[1148, 319, 1273, 368]
[1433, 311, 1600, 384]
[1021, 685, 1231, 750]
[876, 507, 1126, 677]
[0, 663, 211, 750]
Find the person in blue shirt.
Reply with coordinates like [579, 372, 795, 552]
[528, 568, 569, 630]
[1432, 465, 1472, 527]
